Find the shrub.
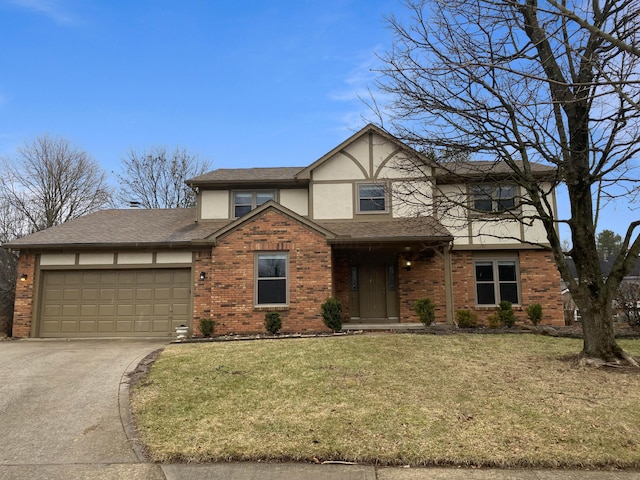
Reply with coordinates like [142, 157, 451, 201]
[498, 300, 516, 327]
[525, 304, 543, 326]
[321, 297, 343, 332]
[487, 313, 501, 329]
[414, 298, 436, 326]
[199, 318, 216, 337]
[264, 312, 282, 335]
[456, 309, 478, 328]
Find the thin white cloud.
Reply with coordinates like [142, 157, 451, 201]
[9, 0, 74, 24]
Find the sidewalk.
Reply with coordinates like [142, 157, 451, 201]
[161, 462, 640, 480]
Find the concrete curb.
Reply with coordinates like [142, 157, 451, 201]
[118, 346, 166, 463]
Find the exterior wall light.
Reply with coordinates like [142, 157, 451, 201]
[20, 273, 28, 282]
[199, 271, 206, 281]
[405, 259, 412, 271]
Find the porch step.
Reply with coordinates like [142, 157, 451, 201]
[342, 323, 425, 332]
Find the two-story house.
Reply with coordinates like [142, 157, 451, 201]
[6, 124, 564, 338]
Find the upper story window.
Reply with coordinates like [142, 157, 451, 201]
[472, 185, 516, 213]
[233, 190, 275, 218]
[357, 183, 387, 213]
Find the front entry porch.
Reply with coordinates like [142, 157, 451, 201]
[332, 242, 453, 326]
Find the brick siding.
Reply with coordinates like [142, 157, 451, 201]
[398, 252, 447, 323]
[12, 253, 36, 337]
[205, 209, 333, 334]
[450, 249, 564, 326]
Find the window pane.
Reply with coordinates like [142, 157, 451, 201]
[477, 284, 495, 305]
[258, 255, 286, 278]
[475, 263, 494, 281]
[256, 192, 275, 205]
[234, 193, 252, 204]
[360, 198, 385, 211]
[496, 187, 515, 211]
[498, 262, 517, 281]
[351, 267, 358, 291]
[500, 283, 519, 304]
[359, 185, 384, 197]
[257, 279, 286, 304]
[474, 198, 493, 211]
[234, 205, 251, 217]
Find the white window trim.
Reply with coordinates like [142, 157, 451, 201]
[356, 182, 389, 215]
[254, 252, 289, 307]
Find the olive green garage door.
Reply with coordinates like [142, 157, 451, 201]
[39, 269, 191, 337]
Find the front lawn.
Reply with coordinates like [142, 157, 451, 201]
[131, 334, 640, 468]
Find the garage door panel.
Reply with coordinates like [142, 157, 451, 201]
[173, 289, 190, 301]
[62, 304, 79, 316]
[60, 321, 79, 333]
[82, 289, 99, 301]
[135, 304, 152, 316]
[154, 304, 170, 316]
[118, 288, 134, 300]
[40, 268, 191, 338]
[172, 304, 189, 316]
[117, 304, 134, 316]
[136, 288, 153, 300]
[118, 272, 136, 284]
[97, 320, 115, 332]
[135, 320, 151, 332]
[155, 271, 172, 283]
[99, 304, 115, 316]
[78, 320, 96, 333]
[116, 320, 133, 332]
[81, 304, 98, 316]
[63, 289, 80, 301]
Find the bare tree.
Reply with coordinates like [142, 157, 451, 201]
[0, 135, 111, 334]
[0, 135, 112, 232]
[116, 147, 211, 209]
[374, 0, 640, 364]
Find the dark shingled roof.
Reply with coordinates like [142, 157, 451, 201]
[437, 160, 555, 179]
[4, 208, 453, 250]
[188, 167, 305, 185]
[4, 209, 226, 249]
[319, 217, 452, 242]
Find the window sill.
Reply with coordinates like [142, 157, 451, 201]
[475, 305, 523, 310]
[254, 305, 289, 312]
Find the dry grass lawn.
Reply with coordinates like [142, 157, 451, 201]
[131, 334, 640, 468]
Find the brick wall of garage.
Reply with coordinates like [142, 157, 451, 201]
[12, 253, 36, 337]
[207, 209, 332, 334]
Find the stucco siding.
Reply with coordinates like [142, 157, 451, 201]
[280, 189, 309, 216]
[391, 180, 433, 218]
[40, 253, 76, 266]
[78, 253, 114, 265]
[312, 152, 366, 181]
[312, 183, 353, 219]
[200, 190, 229, 219]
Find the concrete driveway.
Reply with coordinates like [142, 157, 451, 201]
[0, 338, 168, 480]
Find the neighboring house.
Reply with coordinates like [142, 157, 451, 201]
[562, 256, 640, 324]
[5, 124, 564, 338]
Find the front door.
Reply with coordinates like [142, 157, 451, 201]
[360, 261, 388, 320]
[351, 255, 399, 322]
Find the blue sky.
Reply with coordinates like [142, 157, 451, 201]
[0, 0, 634, 239]
[0, 0, 398, 172]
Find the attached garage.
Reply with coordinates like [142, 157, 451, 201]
[39, 268, 191, 337]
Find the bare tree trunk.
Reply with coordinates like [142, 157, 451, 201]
[577, 297, 622, 360]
